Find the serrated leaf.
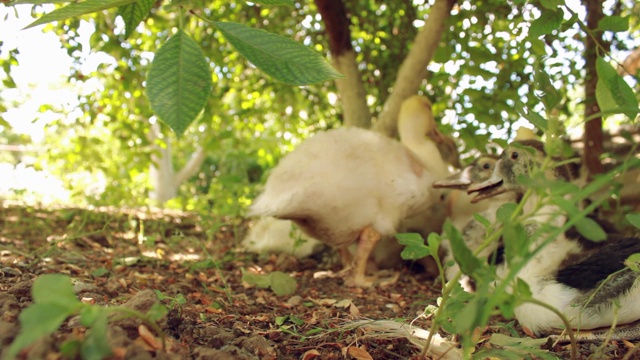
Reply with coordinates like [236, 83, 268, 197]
[597, 15, 629, 32]
[397, 233, 431, 260]
[529, 10, 564, 38]
[24, 0, 136, 29]
[213, 21, 343, 85]
[146, 30, 213, 136]
[444, 220, 481, 275]
[269, 271, 297, 296]
[118, 0, 154, 39]
[6, 303, 73, 358]
[32, 274, 81, 311]
[596, 57, 639, 120]
[627, 213, 640, 229]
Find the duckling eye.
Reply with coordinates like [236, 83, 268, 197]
[482, 162, 491, 170]
[510, 151, 519, 160]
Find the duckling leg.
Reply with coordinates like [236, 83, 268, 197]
[345, 225, 381, 287]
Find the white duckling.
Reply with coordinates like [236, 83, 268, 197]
[248, 95, 451, 287]
[468, 140, 640, 339]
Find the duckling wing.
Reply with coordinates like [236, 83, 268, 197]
[556, 236, 640, 292]
[249, 127, 440, 246]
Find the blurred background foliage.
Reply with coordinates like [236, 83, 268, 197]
[0, 0, 638, 215]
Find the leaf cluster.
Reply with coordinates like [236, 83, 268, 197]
[6, 274, 168, 360]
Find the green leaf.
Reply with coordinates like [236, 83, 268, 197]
[496, 203, 518, 223]
[146, 30, 213, 136]
[396, 233, 431, 260]
[515, 101, 548, 132]
[534, 66, 561, 110]
[24, 0, 137, 29]
[596, 57, 639, 120]
[241, 269, 271, 288]
[472, 213, 491, 228]
[80, 312, 112, 360]
[79, 305, 103, 327]
[426, 232, 441, 255]
[489, 333, 549, 349]
[118, 0, 155, 39]
[444, 220, 481, 275]
[625, 253, 640, 272]
[502, 223, 529, 261]
[6, 303, 74, 358]
[250, 0, 294, 4]
[32, 274, 81, 311]
[0, 116, 11, 128]
[597, 16, 629, 32]
[515, 278, 532, 298]
[90, 267, 109, 277]
[146, 303, 169, 322]
[529, 10, 564, 38]
[574, 217, 607, 242]
[213, 21, 343, 85]
[13, 0, 73, 4]
[539, 0, 564, 10]
[269, 271, 297, 296]
[452, 297, 478, 333]
[626, 213, 640, 229]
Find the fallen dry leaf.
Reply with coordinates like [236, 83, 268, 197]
[301, 349, 321, 360]
[138, 324, 163, 350]
[347, 346, 373, 360]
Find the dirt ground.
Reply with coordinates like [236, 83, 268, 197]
[0, 204, 638, 359]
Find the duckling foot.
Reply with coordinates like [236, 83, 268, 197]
[343, 226, 381, 287]
[345, 273, 377, 287]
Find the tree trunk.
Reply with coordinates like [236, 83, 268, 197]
[582, 0, 607, 177]
[315, 0, 371, 128]
[149, 122, 208, 205]
[374, 0, 456, 138]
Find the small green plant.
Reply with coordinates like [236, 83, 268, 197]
[7, 274, 167, 360]
[154, 290, 187, 312]
[241, 269, 297, 296]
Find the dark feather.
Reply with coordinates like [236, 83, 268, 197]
[556, 235, 640, 291]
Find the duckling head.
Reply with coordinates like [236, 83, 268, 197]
[398, 95, 441, 145]
[433, 155, 499, 190]
[467, 140, 546, 203]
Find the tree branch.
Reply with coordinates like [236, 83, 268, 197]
[374, 0, 455, 137]
[582, 0, 607, 177]
[315, 0, 371, 128]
